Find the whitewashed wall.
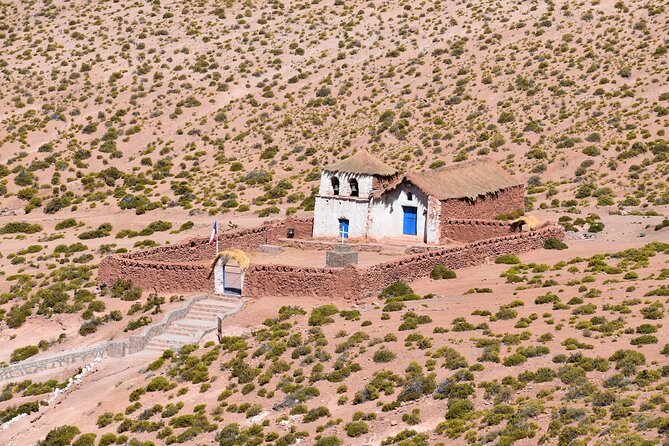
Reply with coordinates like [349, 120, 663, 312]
[313, 170, 374, 238]
[313, 195, 370, 238]
[317, 171, 374, 197]
[368, 181, 439, 243]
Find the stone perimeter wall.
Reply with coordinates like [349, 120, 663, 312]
[98, 218, 314, 293]
[98, 216, 564, 301]
[243, 223, 564, 301]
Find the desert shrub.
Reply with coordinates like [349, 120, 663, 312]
[609, 350, 646, 375]
[308, 305, 339, 326]
[303, 406, 330, 422]
[78, 223, 112, 240]
[640, 302, 664, 320]
[379, 281, 413, 299]
[0, 401, 40, 423]
[110, 279, 142, 301]
[0, 222, 42, 234]
[146, 376, 176, 392]
[382, 301, 405, 312]
[636, 324, 658, 334]
[544, 237, 567, 250]
[125, 316, 152, 332]
[314, 437, 341, 446]
[503, 353, 526, 367]
[339, 309, 360, 321]
[445, 398, 474, 419]
[495, 254, 520, 264]
[72, 433, 96, 446]
[430, 265, 457, 280]
[39, 425, 80, 446]
[345, 421, 369, 437]
[97, 412, 114, 428]
[373, 349, 396, 363]
[55, 219, 78, 230]
[10, 345, 40, 362]
[631, 335, 658, 346]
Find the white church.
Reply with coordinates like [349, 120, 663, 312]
[312, 150, 524, 244]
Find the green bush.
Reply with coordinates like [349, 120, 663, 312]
[314, 437, 341, 446]
[345, 421, 369, 437]
[72, 433, 96, 446]
[78, 223, 112, 240]
[544, 237, 567, 250]
[430, 265, 456, 280]
[303, 406, 330, 422]
[379, 281, 413, 299]
[55, 219, 78, 230]
[373, 349, 396, 363]
[631, 335, 658, 346]
[10, 345, 40, 362]
[308, 305, 339, 326]
[495, 254, 520, 264]
[39, 425, 80, 446]
[382, 301, 405, 312]
[110, 279, 142, 301]
[0, 222, 42, 234]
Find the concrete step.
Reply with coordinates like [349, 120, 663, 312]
[142, 294, 246, 353]
[209, 295, 245, 303]
[172, 319, 214, 329]
[187, 310, 222, 319]
[152, 333, 196, 343]
[190, 302, 238, 310]
[165, 327, 200, 336]
[185, 315, 219, 322]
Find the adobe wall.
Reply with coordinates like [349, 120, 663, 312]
[440, 218, 516, 243]
[98, 256, 213, 293]
[359, 223, 564, 297]
[124, 218, 314, 263]
[241, 223, 564, 302]
[98, 215, 564, 303]
[98, 218, 313, 293]
[244, 264, 360, 301]
[440, 184, 525, 220]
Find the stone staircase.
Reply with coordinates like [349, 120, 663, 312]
[144, 295, 245, 352]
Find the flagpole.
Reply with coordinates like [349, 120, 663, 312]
[215, 220, 219, 256]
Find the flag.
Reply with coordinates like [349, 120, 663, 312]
[209, 221, 218, 246]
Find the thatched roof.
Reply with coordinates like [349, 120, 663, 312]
[377, 158, 522, 201]
[210, 249, 251, 273]
[324, 150, 397, 177]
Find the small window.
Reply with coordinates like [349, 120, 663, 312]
[331, 177, 340, 195]
[349, 178, 359, 197]
[407, 192, 413, 201]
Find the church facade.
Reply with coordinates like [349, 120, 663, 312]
[313, 151, 525, 244]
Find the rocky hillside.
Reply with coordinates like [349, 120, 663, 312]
[0, 0, 668, 217]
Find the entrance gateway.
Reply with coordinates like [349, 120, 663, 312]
[213, 251, 248, 296]
[222, 263, 242, 295]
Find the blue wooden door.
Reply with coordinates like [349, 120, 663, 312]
[339, 219, 349, 238]
[403, 206, 417, 235]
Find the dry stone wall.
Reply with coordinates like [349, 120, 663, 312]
[98, 218, 313, 293]
[244, 264, 361, 301]
[360, 223, 563, 296]
[99, 216, 564, 302]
